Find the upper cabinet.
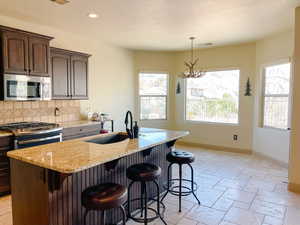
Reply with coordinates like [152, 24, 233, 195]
[71, 55, 88, 99]
[1, 27, 52, 76]
[28, 37, 50, 76]
[51, 48, 90, 100]
[2, 31, 28, 74]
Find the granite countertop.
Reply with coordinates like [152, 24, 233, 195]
[7, 128, 189, 174]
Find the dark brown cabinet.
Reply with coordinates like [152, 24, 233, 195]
[29, 37, 50, 76]
[51, 47, 90, 100]
[1, 27, 52, 76]
[51, 50, 71, 99]
[0, 136, 13, 196]
[71, 55, 88, 99]
[2, 31, 28, 74]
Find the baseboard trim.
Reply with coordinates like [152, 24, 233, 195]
[288, 182, 300, 193]
[253, 151, 289, 169]
[176, 141, 252, 154]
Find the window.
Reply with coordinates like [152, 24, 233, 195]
[186, 69, 240, 124]
[262, 63, 291, 129]
[139, 72, 168, 120]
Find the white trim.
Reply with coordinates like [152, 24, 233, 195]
[260, 61, 292, 129]
[184, 68, 240, 125]
[138, 72, 169, 121]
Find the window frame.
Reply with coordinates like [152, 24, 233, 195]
[184, 67, 241, 125]
[261, 61, 292, 130]
[138, 71, 169, 121]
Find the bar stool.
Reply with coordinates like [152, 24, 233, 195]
[126, 163, 167, 225]
[82, 183, 127, 225]
[161, 150, 201, 212]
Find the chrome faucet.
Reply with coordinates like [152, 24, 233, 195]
[125, 111, 134, 139]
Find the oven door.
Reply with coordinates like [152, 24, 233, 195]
[14, 128, 62, 149]
[4, 74, 43, 101]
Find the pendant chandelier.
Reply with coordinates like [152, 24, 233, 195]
[181, 37, 206, 78]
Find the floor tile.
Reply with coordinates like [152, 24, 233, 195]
[224, 207, 264, 225]
[223, 188, 256, 203]
[284, 207, 300, 225]
[176, 217, 198, 225]
[263, 215, 283, 225]
[212, 197, 234, 211]
[185, 205, 225, 225]
[250, 200, 286, 219]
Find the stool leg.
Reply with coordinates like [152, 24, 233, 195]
[179, 164, 182, 212]
[83, 209, 89, 225]
[143, 182, 148, 225]
[153, 180, 167, 225]
[161, 163, 173, 202]
[127, 181, 134, 218]
[188, 163, 201, 205]
[101, 210, 106, 225]
[140, 181, 145, 217]
[120, 205, 126, 225]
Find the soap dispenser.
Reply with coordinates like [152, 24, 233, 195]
[133, 121, 139, 138]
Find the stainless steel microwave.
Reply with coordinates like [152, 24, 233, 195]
[4, 74, 51, 101]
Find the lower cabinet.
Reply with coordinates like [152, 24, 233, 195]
[0, 136, 13, 196]
[50, 47, 90, 100]
[63, 124, 101, 141]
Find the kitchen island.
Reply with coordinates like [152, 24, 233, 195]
[7, 128, 189, 225]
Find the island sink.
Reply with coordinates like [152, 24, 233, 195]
[85, 132, 129, 145]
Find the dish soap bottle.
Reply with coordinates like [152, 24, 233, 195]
[133, 121, 139, 138]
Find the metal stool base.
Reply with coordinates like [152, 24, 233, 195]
[127, 198, 166, 223]
[127, 180, 167, 225]
[161, 162, 201, 212]
[166, 178, 198, 196]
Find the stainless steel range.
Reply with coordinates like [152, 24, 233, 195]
[0, 122, 62, 149]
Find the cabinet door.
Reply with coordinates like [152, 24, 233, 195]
[2, 31, 29, 74]
[0, 136, 13, 196]
[51, 50, 71, 99]
[29, 37, 50, 76]
[71, 55, 88, 99]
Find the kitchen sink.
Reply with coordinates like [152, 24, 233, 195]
[85, 133, 129, 145]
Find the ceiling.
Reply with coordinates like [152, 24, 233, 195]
[0, 0, 299, 50]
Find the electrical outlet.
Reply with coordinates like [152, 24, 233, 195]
[233, 135, 238, 141]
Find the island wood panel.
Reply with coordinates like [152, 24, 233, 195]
[10, 159, 49, 225]
[48, 143, 172, 225]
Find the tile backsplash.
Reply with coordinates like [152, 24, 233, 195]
[0, 100, 81, 124]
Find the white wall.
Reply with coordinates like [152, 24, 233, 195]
[253, 31, 294, 165]
[174, 43, 256, 151]
[0, 14, 135, 131]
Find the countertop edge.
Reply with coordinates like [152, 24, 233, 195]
[8, 132, 188, 174]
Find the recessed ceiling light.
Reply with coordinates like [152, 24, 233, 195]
[50, 0, 69, 5]
[87, 13, 99, 18]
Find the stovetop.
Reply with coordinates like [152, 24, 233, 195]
[0, 122, 60, 134]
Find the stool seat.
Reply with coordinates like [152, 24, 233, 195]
[126, 163, 161, 181]
[166, 151, 195, 164]
[82, 183, 127, 210]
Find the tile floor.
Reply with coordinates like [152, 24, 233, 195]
[1, 145, 300, 225]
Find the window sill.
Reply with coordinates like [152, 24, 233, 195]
[184, 120, 239, 126]
[261, 126, 290, 132]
